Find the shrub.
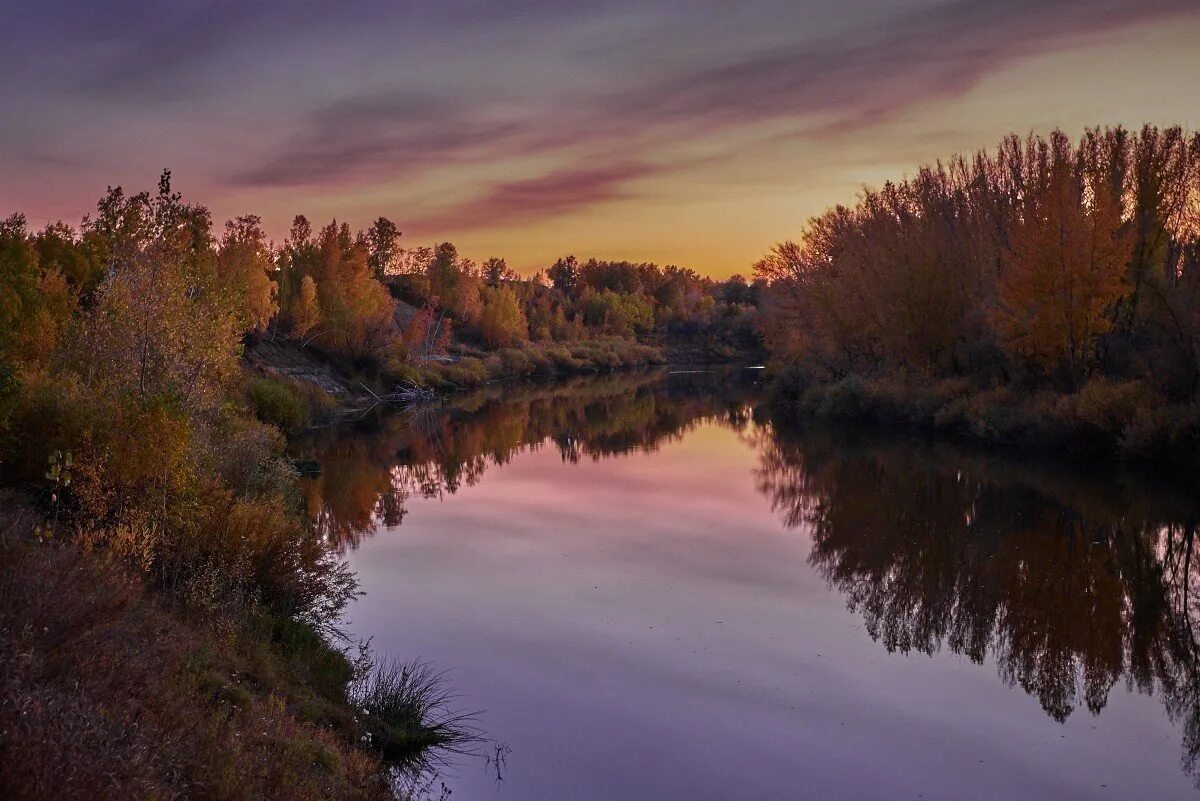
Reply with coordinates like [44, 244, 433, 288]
[249, 376, 309, 434]
[497, 348, 533, 375]
[1122, 404, 1200, 468]
[479, 286, 528, 348]
[1074, 378, 1149, 437]
[815, 376, 872, 422]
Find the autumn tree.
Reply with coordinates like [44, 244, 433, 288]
[991, 133, 1133, 384]
[426, 241, 482, 324]
[547, 255, 580, 295]
[76, 172, 242, 411]
[483, 256, 514, 286]
[309, 222, 400, 365]
[0, 214, 44, 364]
[403, 301, 452, 360]
[33, 220, 106, 300]
[583, 290, 653, 338]
[366, 216, 400, 279]
[277, 215, 318, 331]
[217, 215, 277, 332]
[480, 285, 528, 347]
[291, 275, 321, 340]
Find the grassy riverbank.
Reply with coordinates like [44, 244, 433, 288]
[772, 369, 1200, 470]
[1, 499, 473, 800]
[1, 519, 386, 799]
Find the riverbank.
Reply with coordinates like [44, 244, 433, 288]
[771, 369, 1200, 471]
[242, 331, 762, 434]
[0, 513, 383, 799]
[0, 497, 472, 800]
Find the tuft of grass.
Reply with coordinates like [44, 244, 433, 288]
[351, 659, 480, 767]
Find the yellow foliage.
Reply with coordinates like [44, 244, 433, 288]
[480, 285, 528, 348]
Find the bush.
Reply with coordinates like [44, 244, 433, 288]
[497, 348, 533, 375]
[813, 376, 872, 422]
[1074, 378, 1149, 437]
[379, 359, 425, 390]
[249, 376, 309, 434]
[1122, 404, 1200, 468]
[545, 346, 583, 371]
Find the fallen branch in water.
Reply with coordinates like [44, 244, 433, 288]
[355, 380, 441, 417]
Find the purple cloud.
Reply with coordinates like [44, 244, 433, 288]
[2, 0, 1196, 233]
[221, 0, 1196, 195]
[411, 161, 659, 231]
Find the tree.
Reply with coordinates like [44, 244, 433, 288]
[425, 241, 482, 324]
[480, 286, 528, 347]
[292, 275, 321, 340]
[483, 257, 514, 286]
[0, 214, 42, 362]
[547, 255, 579, 295]
[76, 171, 242, 413]
[218, 215, 277, 332]
[583, 290, 653, 338]
[277, 215, 317, 324]
[309, 222, 399, 364]
[366, 217, 400, 279]
[33, 220, 105, 300]
[992, 135, 1133, 384]
[403, 301, 452, 360]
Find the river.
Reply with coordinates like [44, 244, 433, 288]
[301, 369, 1200, 800]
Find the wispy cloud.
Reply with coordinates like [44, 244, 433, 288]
[1, 0, 1196, 249]
[228, 93, 532, 187]
[411, 161, 659, 231]
[223, 0, 1196, 198]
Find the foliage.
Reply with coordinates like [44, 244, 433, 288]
[479, 285, 528, 348]
[758, 126, 1200, 427]
[365, 217, 400, 279]
[249, 376, 311, 434]
[0, 174, 458, 797]
[582, 289, 654, 337]
[218, 215, 278, 332]
[991, 132, 1133, 384]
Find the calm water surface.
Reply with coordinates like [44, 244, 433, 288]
[303, 371, 1200, 800]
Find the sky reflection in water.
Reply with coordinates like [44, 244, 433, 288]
[302, 371, 1200, 800]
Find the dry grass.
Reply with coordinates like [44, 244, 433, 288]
[0, 523, 392, 801]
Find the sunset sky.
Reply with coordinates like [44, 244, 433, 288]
[3, 0, 1199, 277]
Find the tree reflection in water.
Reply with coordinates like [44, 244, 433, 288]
[299, 371, 1200, 783]
[756, 421, 1200, 779]
[298, 369, 761, 550]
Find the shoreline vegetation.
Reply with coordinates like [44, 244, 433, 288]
[756, 126, 1200, 472]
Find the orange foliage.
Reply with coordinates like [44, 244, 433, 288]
[992, 134, 1133, 382]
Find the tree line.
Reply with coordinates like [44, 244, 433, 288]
[755, 126, 1200, 460]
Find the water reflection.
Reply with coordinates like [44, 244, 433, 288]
[300, 370, 760, 549]
[757, 422, 1200, 778]
[301, 371, 1200, 788]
